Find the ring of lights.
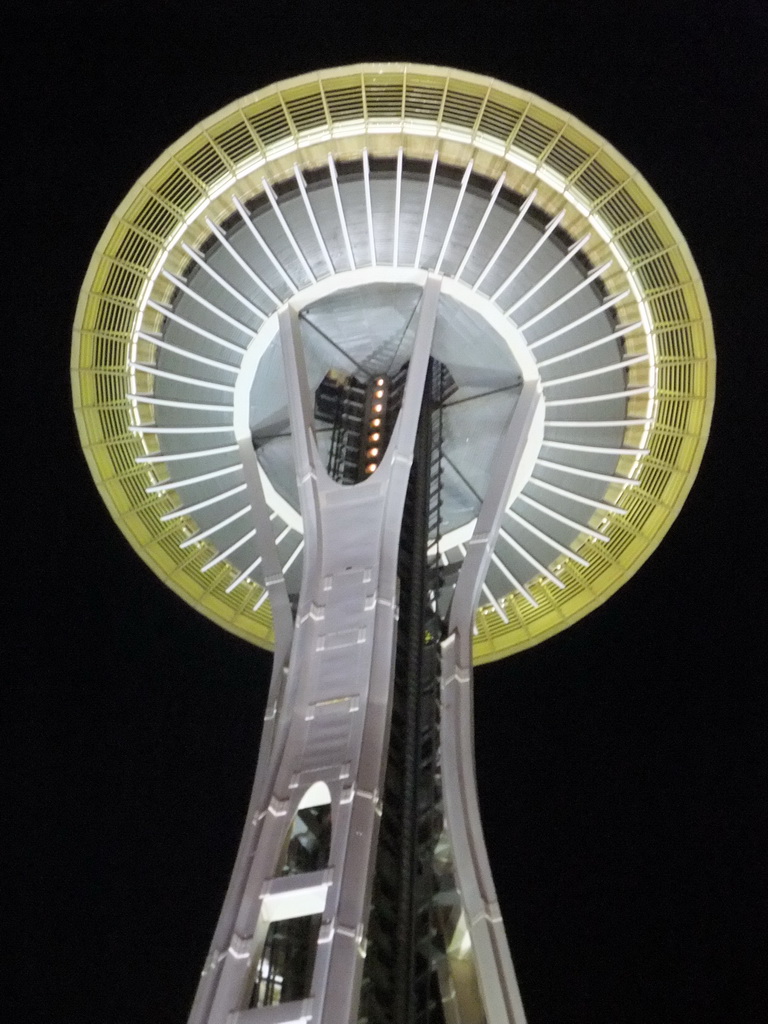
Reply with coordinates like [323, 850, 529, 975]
[72, 63, 714, 663]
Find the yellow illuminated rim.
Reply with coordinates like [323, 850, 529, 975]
[72, 62, 715, 665]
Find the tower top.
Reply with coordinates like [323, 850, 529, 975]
[72, 63, 714, 663]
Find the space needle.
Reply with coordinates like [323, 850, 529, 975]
[72, 64, 714, 1024]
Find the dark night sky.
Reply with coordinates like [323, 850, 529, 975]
[9, 2, 766, 1022]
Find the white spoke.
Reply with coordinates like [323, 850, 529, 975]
[537, 324, 643, 368]
[489, 550, 539, 608]
[126, 393, 233, 412]
[491, 209, 564, 303]
[282, 539, 305, 574]
[506, 508, 589, 567]
[472, 189, 538, 293]
[136, 331, 239, 374]
[136, 444, 239, 464]
[545, 418, 653, 428]
[275, 524, 292, 545]
[545, 387, 651, 407]
[498, 529, 565, 589]
[201, 528, 257, 572]
[482, 580, 510, 621]
[362, 149, 376, 267]
[455, 172, 506, 280]
[414, 151, 439, 269]
[262, 178, 316, 284]
[542, 353, 648, 387]
[225, 554, 263, 593]
[232, 196, 296, 297]
[528, 477, 627, 514]
[536, 458, 640, 486]
[505, 233, 590, 315]
[519, 260, 612, 332]
[435, 160, 473, 273]
[129, 362, 235, 393]
[393, 147, 403, 267]
[179, 505, 252, 549]
[161, 271, 256, 334]
[147, 300, 247, 355]
[181, 240, 276, 313]
[159, 483, 248, 522]
[294, 164, 334, 274]
[518, 493, 608, 541]
[146, 463, 242, 494]
[542, 440, 649, 456]
[128, 424, 234, 435]
[528, 290, 630, 349]
[252, 588, 269, 613]
[328, 154, 355, 270]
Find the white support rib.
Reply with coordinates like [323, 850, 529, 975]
[181, 240, 278, 313]
[231, 196, 297, 297]
[126, 394, 233, 412]
[393, 147, 403, 267]
[362, 149, 376, 267]
[490, 550, 539, 606]
[328, 153, 355, 270]
[538, 325, 644, 368]
[517, 493, 608, 541]
[225, 553, 263, 593]
[414, 151, 439, 269]
[179, 505, 252, 549]
[545, 418, 653, 428]
[434, 160, 473, 275]
[147, 300, 247, 355]
[542, 440, 649, 456]
[205, 216, 288, 308]
[136, 444, 239, 464]
[201, 528, 257, 572]
[518, 260, 612, 332]
[536, 457, 640, 487]
[455, 171, 506, 280]
[146, 463, 242, 493]
[262, 178, 316, 284]
[528, 290, 630, 349]
[161, 271, 256, 335]
[128, 424, 235, 435]
[294, 164, 334, 275]
[545, 386, 652, 407]
[252, 588, 269, 612]
[491, 209, 565, 303]
[543, 354, 649, 388]
[473, 189, 538, 293]
[528, 477, 627, 514]
[136, 331, 239, 374]
[274, 523, 292, 545]
[506, 508, 590, 566]
[281, 539, 305, 574]
[159, 482, 248, 522]
[505, 233, 590, 315]
[128, 362, 235, 393]
[498, 528, 565, 589]
[482, 581, 510, 621]
[458, 542, 509, 620]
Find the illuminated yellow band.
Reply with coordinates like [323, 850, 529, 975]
[72, 63, 715, 664]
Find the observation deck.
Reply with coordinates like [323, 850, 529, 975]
[73, 63, 714, 664]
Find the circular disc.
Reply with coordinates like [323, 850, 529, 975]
[72, 63, 715, 663]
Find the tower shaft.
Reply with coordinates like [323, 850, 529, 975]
[186, 277, 537, 1024]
